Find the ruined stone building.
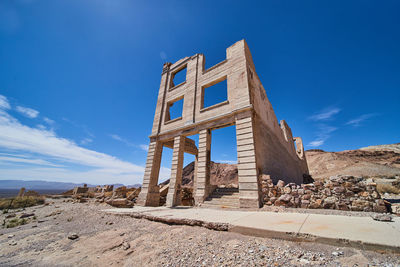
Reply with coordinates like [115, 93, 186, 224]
[137, 40, 309, 208]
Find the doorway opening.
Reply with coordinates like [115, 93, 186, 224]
[210, 125, 238, 188]
[157, 145, 172, 206]
[180, 134, 198, 206]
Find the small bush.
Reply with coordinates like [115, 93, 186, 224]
[0, 196, 45, 210]
[5, 218, 27, 228]
[377, 184, 400, 194]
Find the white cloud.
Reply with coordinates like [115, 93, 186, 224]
[0, 155, 63, 167]
[309, 107, 341, 121]
[36, 124, 47, 130]
[109, 134, 135, 147]
[158, 166, 171, 183]
[214, 160, 237, 164]
[80, 138, 93, 145]
[63, 117, 95, 138]
[109, 134, 124, 142]
[139, 144, 149, 151]
[160, 51, 167, 61]
[0, 95, 11, 110]
[16, 105, 39, 118]
[308, 140, 324, 147]
[43, 117, 55, 125]
[0, 108, 145, 184]
[308, 124, 337, 148]
[346, 113, 377, 127]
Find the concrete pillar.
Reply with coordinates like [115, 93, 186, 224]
[194, 129, 212, 204]
[165, 135, 185, 207]
[235, 116, 261, 208]
[136, 141, 163, 206]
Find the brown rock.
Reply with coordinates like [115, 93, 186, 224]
[274, 200, 285, 206]
[373, 204, 387, 213]
[278, 194, 292, 203]
[106, 198, 133, 208]
[349, 186, 363, 193]
[322, 196, 336, 209]
[309, 199, 322, 209]
[276, 180, 285, 188]
[283, 187, 292, 194]
[333, 186, 345, 194]
[336, 202, 349, 211]
[269, 197, 277, 204]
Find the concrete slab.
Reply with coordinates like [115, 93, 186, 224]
[299, 213, 400, 249]
[231, 212, 308, 232]
[103, 207, 400, 252]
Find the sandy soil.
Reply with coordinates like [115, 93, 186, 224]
[1, 198, 399, 267]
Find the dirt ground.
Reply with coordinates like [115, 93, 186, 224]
[1, 198, 399, 267]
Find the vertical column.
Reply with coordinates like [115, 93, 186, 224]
[136, 141, 163, 206]
[166, 136, 185, 207]
[194, 129, 212, 204]
[236, 116, 261, 208]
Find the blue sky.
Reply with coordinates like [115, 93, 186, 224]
[0, 0, 399, 185]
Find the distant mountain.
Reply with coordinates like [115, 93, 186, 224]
[127, 184, 142, 188]
[0, 180, 124, 190]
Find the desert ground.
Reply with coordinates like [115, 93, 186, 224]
[1, 198, 399, 267]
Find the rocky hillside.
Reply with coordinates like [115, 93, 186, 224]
[174, 143, 400, 185]
[306, 143, 400, 179]
[162, 161, 238, 187]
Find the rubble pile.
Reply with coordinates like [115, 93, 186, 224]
[100, 186, 140, 207]
[181, 187, 194, 206]
[70, 185, 140, 208]
[158, 186, 194, 206]
[261, 175, 389, 213]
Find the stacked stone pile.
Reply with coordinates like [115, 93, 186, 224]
[261, 175, 389, 213]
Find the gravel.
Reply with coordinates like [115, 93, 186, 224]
[0, 198, 399, 266]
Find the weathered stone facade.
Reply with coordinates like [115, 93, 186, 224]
[137, 40, 309, 208]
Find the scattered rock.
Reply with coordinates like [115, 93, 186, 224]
[20, 213, 35, 218]
[371, 214, 392, 222]
[106, 198, 133, 208]
[332, 251, 344, 256]
[122, 241, 130, 250]
[68, 233, 79, 240]
[299, 258, 310, 264]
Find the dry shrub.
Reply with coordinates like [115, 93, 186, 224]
[0, 196, 45, 210]
[4, 218, 28, 228]
[377, 184, 400, 194]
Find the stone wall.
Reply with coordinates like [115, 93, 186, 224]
[261, 174, 388, 213]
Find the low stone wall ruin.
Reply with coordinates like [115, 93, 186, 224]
[261, 175, 389, 213]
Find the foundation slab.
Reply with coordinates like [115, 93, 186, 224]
[104, 206, 400, 252]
